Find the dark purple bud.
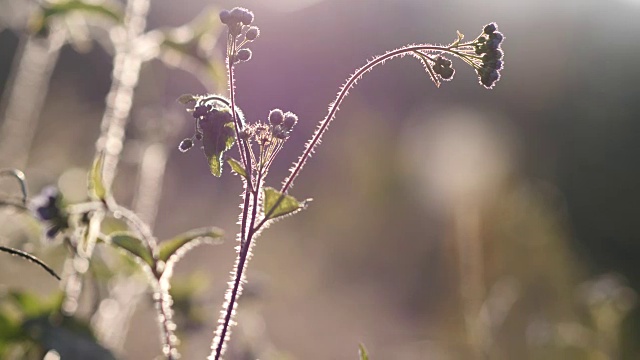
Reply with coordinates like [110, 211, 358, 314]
[193, 105, 210, 118]
[179, 138, 194, 152]
[230, 7, 249, 23]
[236, 48, 252, 62]
[219, 10, 231, 24]
[268, 109, 284, 125]
[486, 38, 501, 51]
[488, 49, 504, 60]
[440, 66, 455, 80]
[241, 10, 254, 25]
[483, 23, 497, 35]
[245, 26, 260, 41]
[489, 31, 504, 43]
[273, 127, 289, 140]
[283, 112, 298, 130]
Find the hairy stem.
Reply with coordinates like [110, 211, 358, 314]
[95, 0, 150, 189]
[281, 44, 449, 194]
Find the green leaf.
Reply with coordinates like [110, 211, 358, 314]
[177, 94, 197, 104]
[263, 187, 309, 220]
[159, 227, 223, 263]
[88, 154, 107, 200]
[109, 232, 153, 268]
[358, 344, 369, 360]
[226, 157, 246, 178]
[201, 108, 236, 177]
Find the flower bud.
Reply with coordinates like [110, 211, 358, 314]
[230, 7, 252, 24]
[193, 105, 210, 118]
[179, 138, 194, 152]
[236, 48, 252, 62]
[483, 23, 497, 35]
[219, 10, 231, 24]
[268, 109, 284, 125]
[283, 112, 298, 130]
[245, 26, 260, 41]
[440, 67, 455, 80]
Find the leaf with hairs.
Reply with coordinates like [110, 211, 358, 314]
[226, 157, 246, 178]
[159, 227, 223, 263]
[109, 232, 153, 268]
[263, 187, 309, 220]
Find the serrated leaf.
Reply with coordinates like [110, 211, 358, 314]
[358, 344, 369, 360]
[177, 94, 197, 104]
[226, 157, 246, 178]
[159, 227, 223, 263]
[88, 154, 107, 200]
[109, 232, 153, 268]
[263, 187, 308, 220]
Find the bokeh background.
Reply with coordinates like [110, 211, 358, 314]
[1, 0, 640, 359]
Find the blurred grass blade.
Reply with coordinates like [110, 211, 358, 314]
[358, 344, 369, 360]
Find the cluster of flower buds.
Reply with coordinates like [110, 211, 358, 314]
[268, 109, 298, 140]
[432, 56, 455, 80]
[29, 186, 69, 239]
[219, 7, 260, 64]
[474, 23, 504, 88]
[236, 109, 298, 170]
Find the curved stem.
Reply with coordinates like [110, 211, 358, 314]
[0, 169, 28, 204]
[0, 244, 61, 280]
[280, 44, 450, 195]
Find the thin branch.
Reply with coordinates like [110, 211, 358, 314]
[0, 168, 28, 204]
[0, 245, 61, 280]
[280, 44, 451, 195]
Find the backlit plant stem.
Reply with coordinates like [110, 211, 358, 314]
[0, 31, 65, 168]
[280, 44, 456, 196]
[96, 0, 149, 189]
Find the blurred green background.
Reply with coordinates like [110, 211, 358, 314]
[1, 0, 640, 359]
